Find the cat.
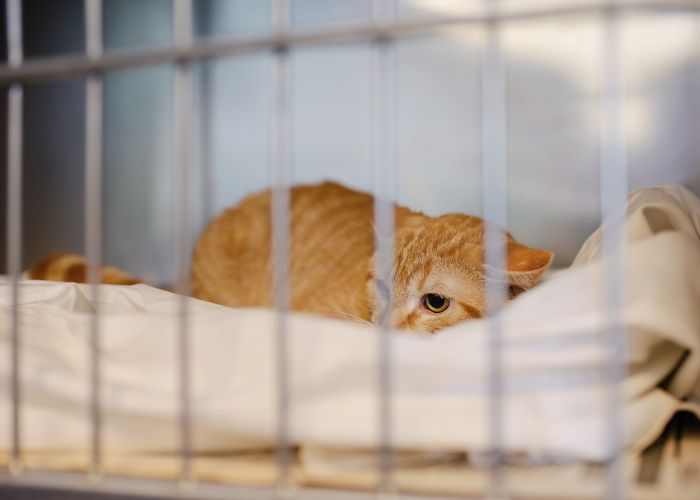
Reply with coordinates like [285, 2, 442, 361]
[28, 181, 553, 333]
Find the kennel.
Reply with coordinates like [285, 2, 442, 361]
[1, 0, 700, 498]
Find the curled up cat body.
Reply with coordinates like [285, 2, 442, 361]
[29, 182, 554, 333]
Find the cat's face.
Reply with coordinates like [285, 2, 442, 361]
[368, 214, 553, 334]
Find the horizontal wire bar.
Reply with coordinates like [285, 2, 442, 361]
[0, 0, 698, 85]
[0, 469, 478, 500]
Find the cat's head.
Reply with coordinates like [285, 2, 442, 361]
[368, 213, 553, 333]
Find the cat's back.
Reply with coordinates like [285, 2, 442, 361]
[191, 182, 375, 319]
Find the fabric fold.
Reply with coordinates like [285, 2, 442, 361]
[1, 185, 699, 462]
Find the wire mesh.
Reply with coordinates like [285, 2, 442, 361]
[2, 0, 697, 498]
[1, 1, 698, 85]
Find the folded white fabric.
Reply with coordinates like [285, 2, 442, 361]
[1, 186, 699, 461]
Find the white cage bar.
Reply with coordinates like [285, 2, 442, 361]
[4, 0, 23, 479]
[371, 0, 398, 491]
[481, 0, 508, 497]
[600, 3, 630, 499]
[271, 0, 293, 491]
[173, 0, 195, 484]
[2, 0, 698, 499]
[83, 0, 104, 478]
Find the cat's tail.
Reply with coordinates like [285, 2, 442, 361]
[27, 253, 141, 285]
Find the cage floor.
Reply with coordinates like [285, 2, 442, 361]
[1, 411, 698, 500]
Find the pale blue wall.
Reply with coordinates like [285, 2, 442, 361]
[200, 4, 700, 270]
[102, 0, 175, 284]
[6, 1, 700, 282]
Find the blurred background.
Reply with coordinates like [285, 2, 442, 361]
[0, 0, 699, 284]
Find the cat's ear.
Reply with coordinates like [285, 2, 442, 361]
[485, 241, 554, 292]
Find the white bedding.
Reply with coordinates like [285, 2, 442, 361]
[1, 186, 699, 462]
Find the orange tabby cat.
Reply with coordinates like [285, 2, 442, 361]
[29, 182, 553, 333]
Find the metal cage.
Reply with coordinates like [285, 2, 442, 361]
[2, 0, 700, 498]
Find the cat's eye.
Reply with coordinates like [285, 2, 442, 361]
[423, 293, 450, 313]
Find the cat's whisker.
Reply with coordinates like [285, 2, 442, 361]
[327, 310, 373, 326]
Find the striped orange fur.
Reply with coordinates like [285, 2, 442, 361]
[28, 253, 141, 285]
[27, 182, 553, 333]
[190, 182, 553, 333]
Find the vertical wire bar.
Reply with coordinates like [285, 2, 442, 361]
[198, 66, 214, 224]
[84, 0, 104, 478]
[481, 1, 508, 497]
[271, 0, 292, 491]
[600, 3, 628, 499]
[5, 0, 23, 478]
[192, 0, 214, 227]
[371, 0, 396, 493]
[173, 0, 194, 484]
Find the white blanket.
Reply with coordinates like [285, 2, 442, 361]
[1, 186, 699, 461]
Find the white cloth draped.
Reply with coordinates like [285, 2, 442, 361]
[1, 185, 699, 461]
